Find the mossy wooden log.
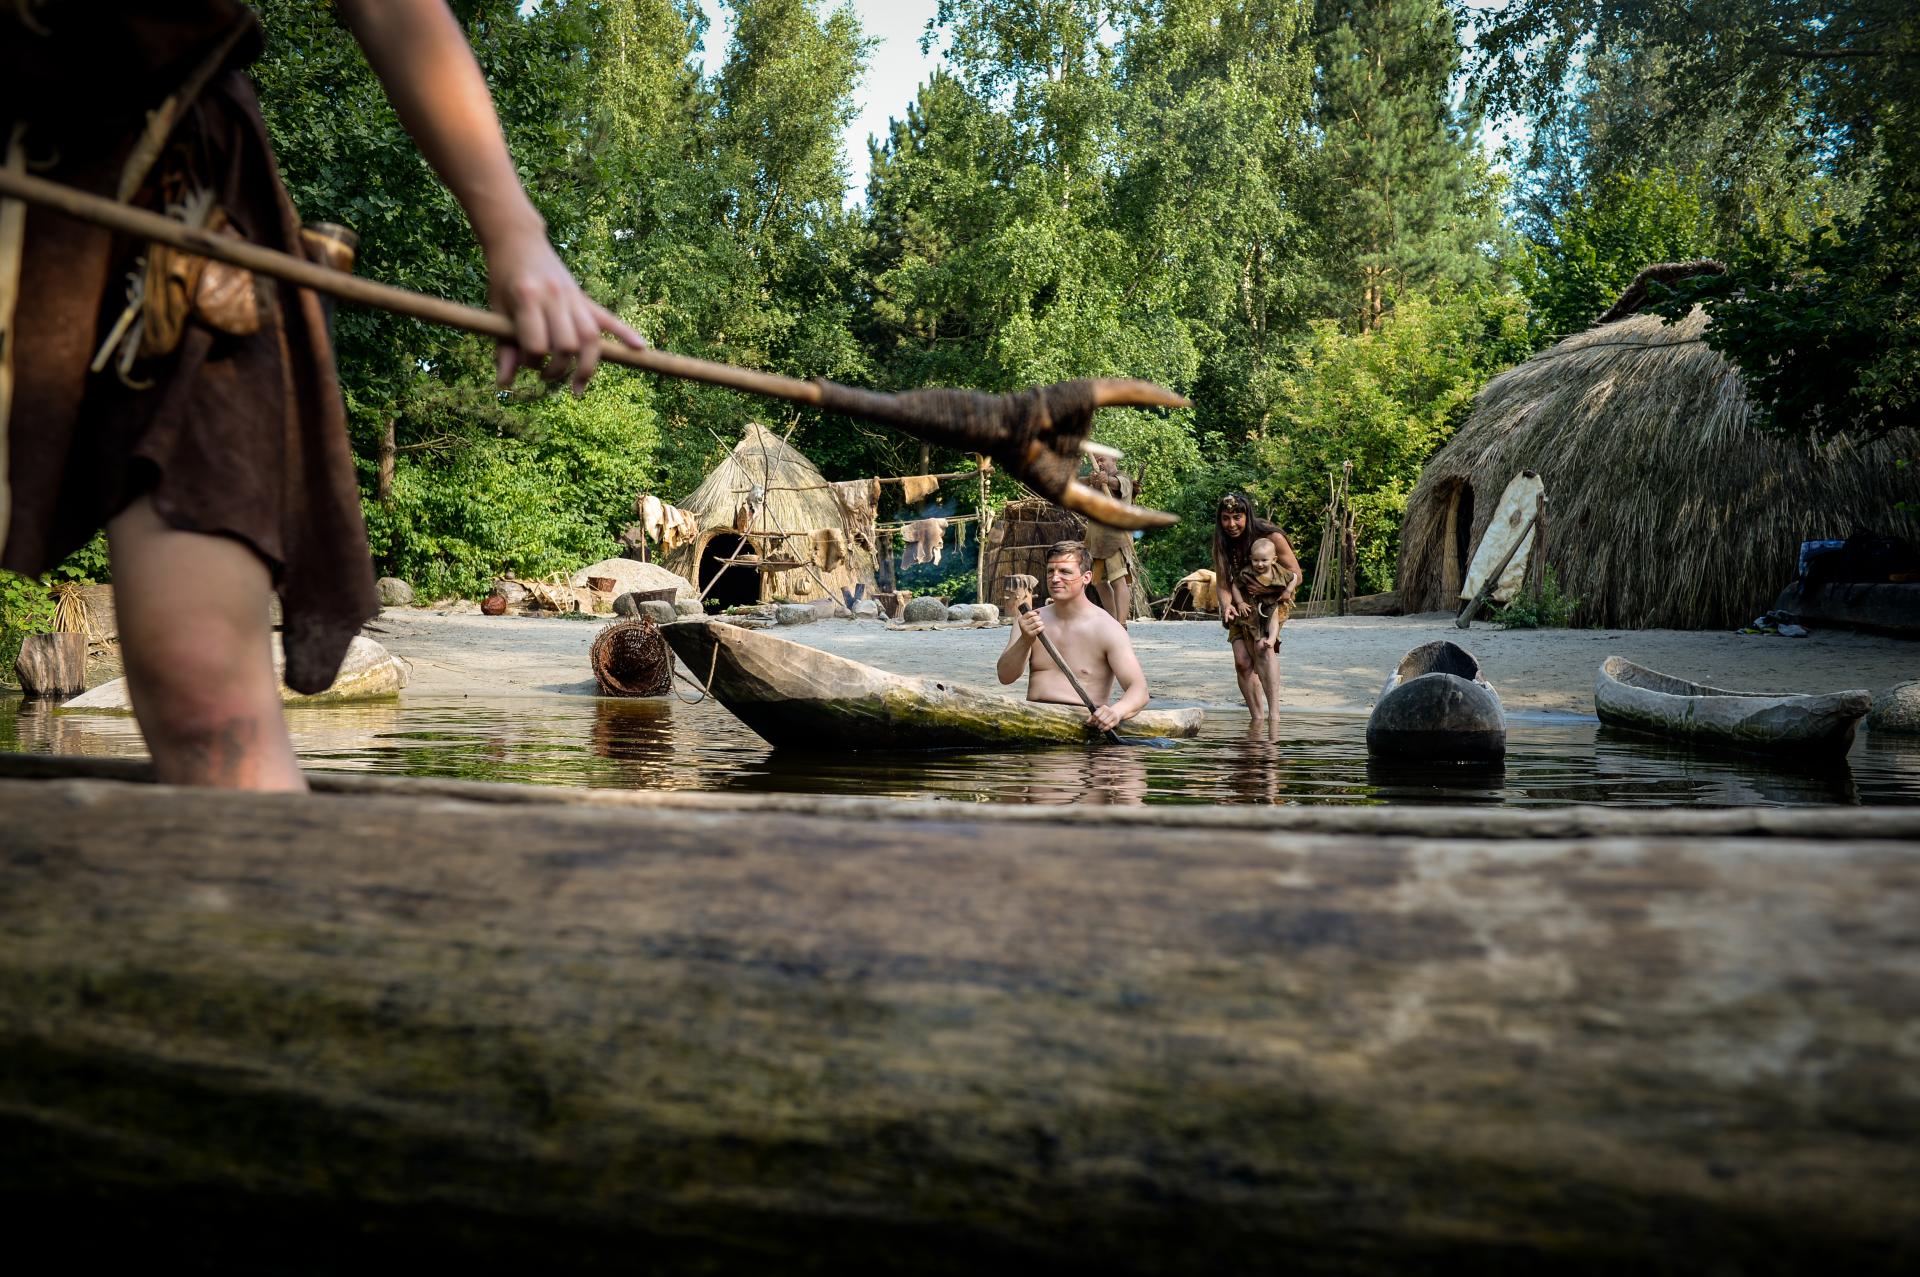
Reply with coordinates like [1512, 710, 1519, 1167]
[662, 618, 1201, 749]
[0, 771, 1916, 1271]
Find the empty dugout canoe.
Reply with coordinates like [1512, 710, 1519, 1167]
[660, 618, 1202, 749]
[1366, 640, 1507, 762]
[1594, 654, 1871, 759]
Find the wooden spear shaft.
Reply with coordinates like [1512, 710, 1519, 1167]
[0, 166, 826, 409]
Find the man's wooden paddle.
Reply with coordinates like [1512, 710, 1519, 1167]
[1016, 601, 1173, 749]
[0, 167, 1183, 530]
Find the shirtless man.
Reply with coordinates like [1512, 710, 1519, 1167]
[995, 541, 1149, 733]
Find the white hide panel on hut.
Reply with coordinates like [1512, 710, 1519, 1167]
[1460, 471, 1544, 605]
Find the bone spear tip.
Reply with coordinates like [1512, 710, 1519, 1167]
[1088, 378, 1190, 410]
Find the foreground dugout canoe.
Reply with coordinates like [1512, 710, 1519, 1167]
[1, 757, 1917, 1272]
[661, 618, 1202, 749]
[1595, 654, 1871, 760]
[1366, 640, 1506, 761]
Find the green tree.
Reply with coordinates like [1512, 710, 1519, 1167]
[1517, 169, 1717, 341]
[1307, 0, 1502, 331]
[1247, 290, 1529, 592]
[1466, 0, 1918, 438]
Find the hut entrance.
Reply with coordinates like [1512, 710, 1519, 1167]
[698, 533, 761, 611]
[1442, 482, 1475, 599]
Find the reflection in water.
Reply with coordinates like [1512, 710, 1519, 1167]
[1000, 746, 1150, 806]
[4, 691, 1917, 808]
[1364, 756, 1509, 806]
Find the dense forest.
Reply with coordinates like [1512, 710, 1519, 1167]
[3, 0, 1913, 650]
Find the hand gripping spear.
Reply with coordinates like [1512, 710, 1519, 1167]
[0, 168, 1184, 531]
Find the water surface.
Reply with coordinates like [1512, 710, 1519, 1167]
[5, 693, 1914, 807]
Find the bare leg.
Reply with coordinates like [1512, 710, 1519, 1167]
[1231, 637, 1265, 724]
[1111, 576, 1131, 629]
[1259, 646, 1282, 740]
[107, 497, 305, 791]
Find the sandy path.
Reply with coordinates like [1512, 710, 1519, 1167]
[370, 608, 1915, 719]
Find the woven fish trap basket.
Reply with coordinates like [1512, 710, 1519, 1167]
[590, 618, 675, 696]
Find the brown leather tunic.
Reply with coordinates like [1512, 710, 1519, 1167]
[2, 1, 377, 693]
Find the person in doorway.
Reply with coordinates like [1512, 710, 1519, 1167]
[1082, 455, 1135, 626]
[0, 1, 644, 791]
[996, 541, 1149, 733]
[1212, 492, 1300, 733]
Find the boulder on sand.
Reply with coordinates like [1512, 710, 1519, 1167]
[567, 558, 696, 601]
[1868, 681, 1920, 734]
[947, 604, 998, 624]
[902, 596, 949, 624]
[376, 577, 414, 607]
[60, 636, 409, 713]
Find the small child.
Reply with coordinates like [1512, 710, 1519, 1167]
[1233, 539, 1297, 737]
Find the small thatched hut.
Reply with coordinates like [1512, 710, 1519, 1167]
[664, 424, 878, 610]
[980, 499, 1152, 621]
[1397, 306, 1920, 630]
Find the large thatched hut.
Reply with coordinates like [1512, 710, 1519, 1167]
[1397, 306, 1920, 629]
[664, 424, 878, 610]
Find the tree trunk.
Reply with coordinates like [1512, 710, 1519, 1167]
[0, 769, 1916, 1272]
[13, 631, 84, 698]
[377, 417, 396, 505]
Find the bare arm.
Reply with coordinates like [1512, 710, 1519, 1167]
[996, 608, 1042, 684]
[334, 0, 643, 391]
[1212, 539, 1243, 621]
[1270, 532, 1302, 602]
[1088, 625, 1149, 730]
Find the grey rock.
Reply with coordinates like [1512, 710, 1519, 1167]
[776, 602, 822, 626]
[903, 596, 949, 624]
[490, 579, 532, 607]
[850, 599, 880, 619]
[674, 597, 704, 617]
[376, 577, 414, 607]
[613, 591, 678, 622]
[946, 603, 998, 624]
[567, 557, 697, 600]
[637, 600, 680, 625]
[1868, 681, 1920, 734]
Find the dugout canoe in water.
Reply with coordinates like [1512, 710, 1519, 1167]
[660, 618, 1202, 749]
[1, 762, 1918, 1272]
[1594, 655, 1871, 760]
[1366, 640, 1506, 762]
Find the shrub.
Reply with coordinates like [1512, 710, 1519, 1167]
[1491, 567, 1580, 629]
[1, 533, 110, 686]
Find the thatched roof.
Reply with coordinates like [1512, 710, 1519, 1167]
[1397, 307, 1920, 630]
[662, 423, 877, 604]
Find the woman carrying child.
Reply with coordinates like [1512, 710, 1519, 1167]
[1211, 493, 1301, 738]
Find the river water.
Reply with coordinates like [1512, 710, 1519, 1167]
[4, 693, 1915, 807]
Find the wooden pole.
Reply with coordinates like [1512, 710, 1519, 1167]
[0, 168, 826, 409]
[0, 169, 1184, 532]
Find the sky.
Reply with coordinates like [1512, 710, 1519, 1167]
[694, 0, 948, 201]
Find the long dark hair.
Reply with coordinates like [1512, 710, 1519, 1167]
[1212, 491, 1281, 575]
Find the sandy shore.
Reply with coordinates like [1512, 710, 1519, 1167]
[371, 607, 1916, 718]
